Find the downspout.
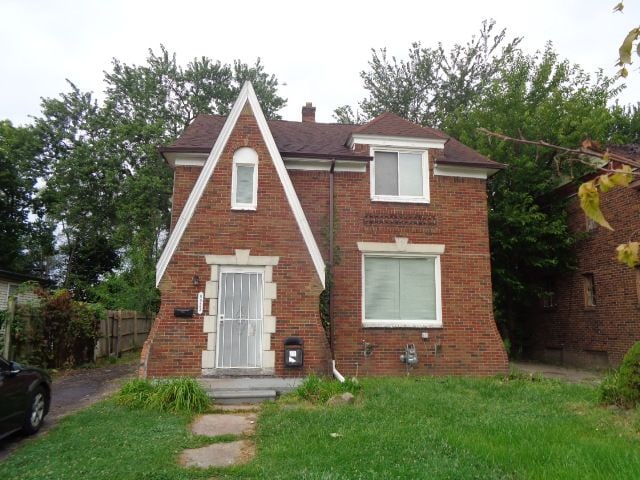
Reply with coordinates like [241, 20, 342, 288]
[328, 159, 345, 383]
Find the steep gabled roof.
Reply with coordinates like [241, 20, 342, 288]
[161, 116, 369, 161]
[155, 82, 326, 287]
[161, 110, 503, 170]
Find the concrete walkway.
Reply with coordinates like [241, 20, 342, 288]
[510, 360, 605, 384]
[180, 408, 258, 469]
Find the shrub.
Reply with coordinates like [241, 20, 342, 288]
[296, 374, 361, 404]
[116, 378, 211, 414]
[599, 341, 640, 408]
[116, 379, 156, 409]
[617, 341, 640, 407]
[598, 370, 622, 406]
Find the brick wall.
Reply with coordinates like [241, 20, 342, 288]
[147, 117, 508, 377]
[525, 185, 640, 368]
[290, 148, 508, 376]
[144, 111, 331, 377]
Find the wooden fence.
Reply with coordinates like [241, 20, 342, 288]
[95, 310, 153, 359]
[1, 301, 152, 362]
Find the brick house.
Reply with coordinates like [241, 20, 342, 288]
[140, 82, 508, 378]
[524, 145, 640, 368]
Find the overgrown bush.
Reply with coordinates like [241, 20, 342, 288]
[599, 370, 622, 406]
[296, 373, 361, 404]
[599, 341, 640, 408]
[10, 289, 102, 368]
[116, 378, 211, 414]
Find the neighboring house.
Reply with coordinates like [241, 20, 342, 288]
[0, 269, 44, 310]
[525, 145, 640, 368]
[140, 82, 508, 378]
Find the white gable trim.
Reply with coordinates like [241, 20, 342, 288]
[348, 133, 446, 150]
[156, 82, 326, 288]
[433, 163, 499, 179]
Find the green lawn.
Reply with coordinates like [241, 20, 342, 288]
[1, 375, 639, 479]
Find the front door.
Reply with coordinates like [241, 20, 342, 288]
[216, 268, 263, 368]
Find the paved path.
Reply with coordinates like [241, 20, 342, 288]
[0, 360, 137, 460]
[510, 360, 604, 384]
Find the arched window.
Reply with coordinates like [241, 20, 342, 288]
[231, 147, 258, 210]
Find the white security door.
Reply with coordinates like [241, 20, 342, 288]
[217, 269, 263, 368]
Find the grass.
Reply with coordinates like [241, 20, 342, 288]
[1, 376, 639, 479]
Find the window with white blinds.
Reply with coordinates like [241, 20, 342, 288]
[363, 255, 441, 327]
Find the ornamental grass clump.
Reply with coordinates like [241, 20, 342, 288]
[296, 373, 361, 404]
[116, 377, 211, 414]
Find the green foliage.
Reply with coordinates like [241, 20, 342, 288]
[295, 373, 361, 404]
[0, 120, 53, 273]
[617, 341, 640, 407]
[599, 342, 640, 408]
[2, 378, 640, 479]
[116, 377, 211, 414]
[116, 378, 156, 409]
[599, 369, 623, 405]
[348, 22, 632, 344]
[10, 289, 102, 368]
[35, 46, 286, 309]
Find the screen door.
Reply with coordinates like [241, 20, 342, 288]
[216, 269, 263, 368]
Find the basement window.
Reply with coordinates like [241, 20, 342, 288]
[231, 147, 258, 210]
[371, 150, 429, 203]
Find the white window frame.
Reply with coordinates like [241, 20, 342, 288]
[370, 148, 430, 204]
[361, 253, 442, 328]
[231, 147, 258, 210]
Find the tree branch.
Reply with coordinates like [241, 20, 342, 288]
[477, 127, 640, 170]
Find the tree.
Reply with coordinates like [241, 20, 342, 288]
[37, 46, 286, 311]
[333, 20, 522, 126]
[0, 120, 52, 274]
[343, 23, 628, 344]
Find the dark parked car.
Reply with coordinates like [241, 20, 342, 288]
[0, 356, 51, 440]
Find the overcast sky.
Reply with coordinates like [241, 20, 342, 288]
[2, 0, 638, 126]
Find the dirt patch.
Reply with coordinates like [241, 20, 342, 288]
[511, 361, 604, 384]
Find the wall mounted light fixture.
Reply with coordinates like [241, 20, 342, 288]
[192, 274, 200, 286]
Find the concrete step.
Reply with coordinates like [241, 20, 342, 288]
[199, 377, 303, 394]
[199, 377, 304, 404]
[210, 388, 277, 404]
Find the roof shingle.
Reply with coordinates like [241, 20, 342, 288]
[161, 113, 503, 169]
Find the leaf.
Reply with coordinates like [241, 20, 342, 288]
[610, 164, 634, 187]
[599, 174, 615, 193]
[616, 242, 640, 267]
[579, 181, 612, 230]
[618, 28, 640, 66]
[613, 2, 624, 12]
[620, 67, 629, 78]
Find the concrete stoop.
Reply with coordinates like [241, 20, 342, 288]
[199, 377, 303, 404]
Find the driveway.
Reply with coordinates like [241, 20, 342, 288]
[0, 360, 137, 460]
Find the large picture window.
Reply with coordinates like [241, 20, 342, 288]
[231, 147, 258, 210]
[363, 255, 442, 328]
[371, 150, 428, 203]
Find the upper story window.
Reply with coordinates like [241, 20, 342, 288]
[231, 147, 258, 210]
[371, 149, 429, 203]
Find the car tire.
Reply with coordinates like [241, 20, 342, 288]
[23, 386, 48, 435]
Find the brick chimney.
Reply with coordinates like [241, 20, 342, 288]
[302, 102, 316, 123]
